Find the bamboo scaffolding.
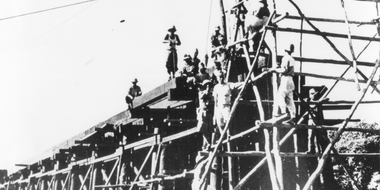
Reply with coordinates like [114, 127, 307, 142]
[287, 0, 380, 94]
[199, 12, 276, 188]
[284, 14, 377, 25]
[295, 72, 380, 84]
[302, 60, 380, 190]
[340, 0, 361, 91]
[267, 26, 380, 42]
[233, 128, 298, 190]
[241, 30, 280, 190]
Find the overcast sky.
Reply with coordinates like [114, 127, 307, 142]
[0, 0, 379, 174]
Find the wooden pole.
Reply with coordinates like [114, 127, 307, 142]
[233, 128, 297, 190]
[241, 36, 280, 190]
[199, 12, 276, 187]
[269, 26, 380, 42]
[302, 60, 379, 190]
[284, 14, 377, 25]
[294, 72, 379, 84]
[91, 167, 97, 190]
[340, 0, 360, 91]
[287, 0, 380, 94]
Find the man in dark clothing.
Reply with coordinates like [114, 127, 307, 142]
[126, 78, 142, 109]
[163, 26, 181, 80]
[210, 26, 223, 58]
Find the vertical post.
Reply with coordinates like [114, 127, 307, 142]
[158, 144, 167, 190]
[91, 167, 97, 190]
[340, 0, 360, 91]
[227, 130, 235, 190]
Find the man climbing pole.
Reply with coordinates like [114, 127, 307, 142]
[163, 25, 181, 80]
[269, 43, 296, 124]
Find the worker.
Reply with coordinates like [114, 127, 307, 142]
[214, 34, 229, 72]
[196, 79, 214, 150]
[163, 26, 181, 80]
[125, 78, 142, 109]
[192, 48, 201, 73]
[304, 88, 329, 153]
[181, 54, 198, 88]
[212, 70, 243, 140]
[195, 63, 211, 86]
[210, 26, 224, 58]
[245, 0, 270, 52]
[269, 44, 296, 124]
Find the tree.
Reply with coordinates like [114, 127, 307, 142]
[333, 122, 380, 190]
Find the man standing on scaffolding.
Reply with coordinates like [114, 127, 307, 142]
[269, 44, 296, 124]
[245, 0, 270, 52]
[212, 70, 243, 140]
[163, 26, 181, 80]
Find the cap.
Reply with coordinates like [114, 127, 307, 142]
[202, 79, 211, 86]
[132, 78, 138, 83]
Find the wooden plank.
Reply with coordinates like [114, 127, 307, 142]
[295, 72, 380, 84]
[133, 78, 177, 108]
[283, 14, 376, 25]
[205, 151, 380, 157]
[268, 26, 380, 42]
[294, 56, 375, 67]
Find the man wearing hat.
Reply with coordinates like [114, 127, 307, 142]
[181, 54, 198, 87]
[125, 78, 142, 109]
[269, 43, 296, 124]
[163, 26, 181, 80]
[210, 26, 224, 58]
[245, 0, 270, 52]
[196, 79, 213, 150]
[212, 70, 243, 139]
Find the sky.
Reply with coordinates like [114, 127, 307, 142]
[0, 0, 379, 174]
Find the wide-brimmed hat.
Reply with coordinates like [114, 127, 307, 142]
[202, 79, 211, 86]
[132, 78, 138, 83]
[168, 26, 176, 32]
[285, 44, 294, 53]
[183, 54, 192, 60]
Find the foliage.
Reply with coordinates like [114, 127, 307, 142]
[332, 122, 380, 190]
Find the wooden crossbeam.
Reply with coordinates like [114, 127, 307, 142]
[268, 26, 380, 42]
[283, 14, 376, 25]
[203, 151, 380, 157]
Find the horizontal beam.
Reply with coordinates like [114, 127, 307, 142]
[294, 56, 376, 67]
[295, 72, 380, 84]
[284, 14, 376, 25]
[260, 123, 380, 135]
[267, 26, 380, 42]
[205, 151, 380, 157]
[95, 184, 131, 188]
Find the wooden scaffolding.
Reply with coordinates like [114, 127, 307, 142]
[1, 0, 380, 190]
